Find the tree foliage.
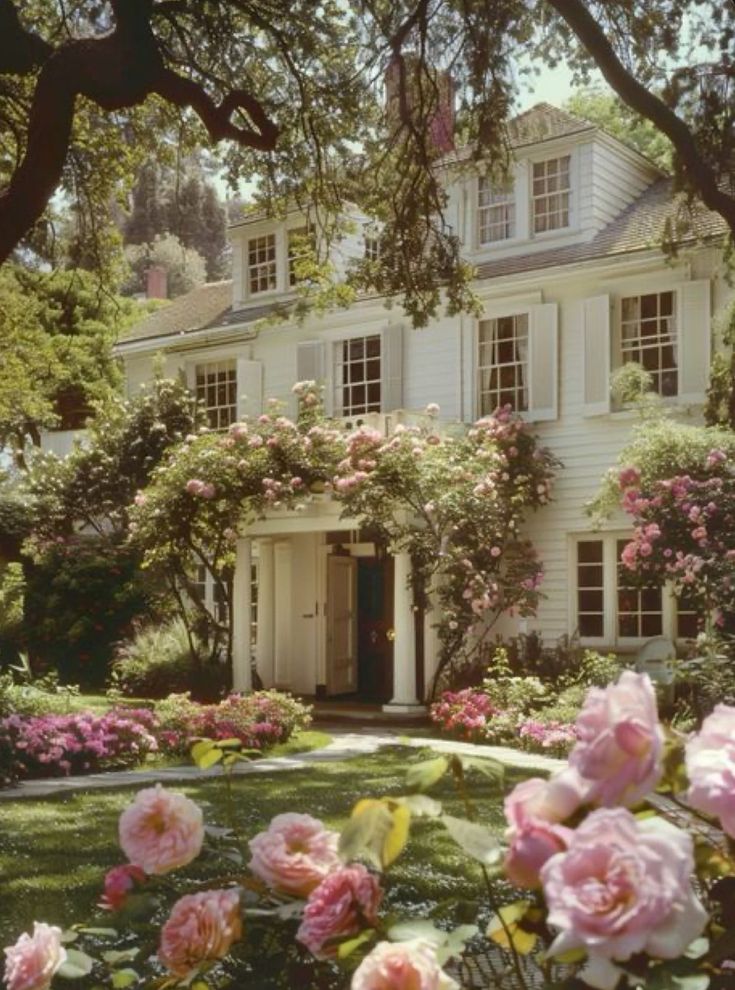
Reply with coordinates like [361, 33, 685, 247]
[0, 266, 132, 463]
[123, 233, 207, 299]
[1, 1, 734, 324]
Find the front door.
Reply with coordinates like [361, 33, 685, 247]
[326, 555, 358, 695]
[357, 557, 394, 702]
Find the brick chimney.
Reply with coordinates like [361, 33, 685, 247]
[384, 55, 455, 154]
[146, 264, 168, 300]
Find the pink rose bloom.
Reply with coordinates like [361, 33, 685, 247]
[297, 864, 382, 959]
[618, 466, 641, 490]
[351, 939, 458, 990]
[541, 808, 706, 990]
[3, 923, 66, 990]
[505, 823, 570, 889]
[119, 785, 204, 875]
[185, 479, 205, 495]
[159, 889, 241, 979]
[99, 863, 146, 911]
[569, 671, 663, 807]
[248, 813, 341, 897]
[686, 703, 735, 837]
[504, 769, 585, 831]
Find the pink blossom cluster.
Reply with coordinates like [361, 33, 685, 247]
[0, 708, 158, 780]
[429, 689, 498, 741]
[517, 719, 578, 755]
[185, 478, 216, 498]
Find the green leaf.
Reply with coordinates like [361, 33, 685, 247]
[440, 815, 502, 866]
[102, 949, 140, 965]
[60, 930, 79, 944]
[196, 746, 224, 770]
[671, 976, 710, 990]
[340, 799, 409, 870]
[56, 948, 95, 979]
[190, 739, 216, 766]
[459, 756, 505, 786]
[77, 928, 117, 938]
[215, 738, 243, 749]
[406, 756, 448, 792]
[336, 930, 375, 959]
[684, 937, 709, 960]
[388, 920, 444, 946]
[111, 969, 139, 988]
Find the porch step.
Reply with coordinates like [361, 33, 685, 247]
[310, 702, 430, 728]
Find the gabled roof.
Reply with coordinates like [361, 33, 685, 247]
[505, 102, 595, 148]
[122, 281, 234, 343]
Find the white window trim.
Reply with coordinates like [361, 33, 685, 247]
[569, 533, 693, 651]
[477, 176, 517, 247]
[333, 333, 383, 417]
[613, 289, 679, 400]
[476, 312, 529, 416]
[246, 232, 278, 297]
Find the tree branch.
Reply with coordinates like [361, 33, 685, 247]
[546, 0, 735, 236]
[0, 0, 53, 74]
[154, 68, 279, 150]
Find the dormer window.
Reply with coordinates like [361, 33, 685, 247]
[478, 176, 515, 244]
[248, 234, 277, 294]
[532, 156, 571, 233]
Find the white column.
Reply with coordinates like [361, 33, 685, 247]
[231, 538, 252, 693]
[384, 550, 424, 712]
[273, 541, 293, 687]
[255, 538, 275, 687]
[423, 590, 442, 702]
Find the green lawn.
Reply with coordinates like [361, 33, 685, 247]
[0, 744, 524, 957]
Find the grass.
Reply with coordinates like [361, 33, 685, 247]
[0, 744, 526, 950]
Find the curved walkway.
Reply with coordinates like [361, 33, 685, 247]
[0, 730, 563, 801]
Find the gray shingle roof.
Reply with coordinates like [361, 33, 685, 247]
[122, 281, 234, 342]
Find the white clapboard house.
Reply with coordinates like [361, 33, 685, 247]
[114, 103, 730, 709]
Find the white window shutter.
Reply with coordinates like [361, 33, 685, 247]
[677, 279, 711, 402]
[184, 361, 198, 393]
[582, 294, 611, 417]
[296, 340, 332, 415]
[527, 303, 558, 421]
[236, 358, 263, 419]
[381, 325, 403, 413]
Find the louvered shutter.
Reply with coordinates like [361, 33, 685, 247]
[583, 294, 611, 417]
[381, 325, 404, 413]
[677, 280, 711, 402]
[527, 303, 558, 421]
[236, 358, 263, 419]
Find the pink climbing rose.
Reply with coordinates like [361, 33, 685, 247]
[541, 808, 706, 990]
[569, 671, 663, 807]
[351, 939, 458, 990]
[297, 864, 382, 959]
[118, 785, 204, 875]
[3, 923, 66, 990]
[686, 703, 735, 838]
[99, 864, 146, 911]
[248, 813, 341, 897]
[158, 889, 242, 978]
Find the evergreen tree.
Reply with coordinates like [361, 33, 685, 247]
[125, 161, 167, 246]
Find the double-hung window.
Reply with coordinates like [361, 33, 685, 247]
[574, 535, 699, 645]
[335, 335, 382, 416]
[477, 314, 529, 415]
[620, 291, 678, 397]
[248, 234, 277, 294]
[196, 360, 237, 431]
[478, 176, 515, 244]
[532, 156, 571, 233]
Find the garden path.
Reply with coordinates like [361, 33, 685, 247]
[0, 731, 564, 801]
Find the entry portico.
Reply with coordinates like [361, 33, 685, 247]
[230, 496, 437, 712]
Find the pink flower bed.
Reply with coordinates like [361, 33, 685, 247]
[429, 689, 497, 741]
[0, 708, 159, 779]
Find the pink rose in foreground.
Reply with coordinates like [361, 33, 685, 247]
[351, 939, 458, 990]
[248, 813, 341, 897]
[541, 808, 707, 990]
[504, 768, 585, 830]
[569, 670, 663, 807]
[504, 822, 570, 889]
[119, 784, 204, 875]
[99, 864, 146, 911]
[3, 923, 66, 990]
[297, 864, 382, 959]
[686, 703, 735, 837]
[158, 889, 241, 978]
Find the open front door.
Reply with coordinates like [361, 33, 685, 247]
[326, 555, 357, 695]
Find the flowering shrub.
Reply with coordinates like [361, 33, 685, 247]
[428, 688, 497, 741]
[10, 669, 735, 990]
[0, 708, 158, 780]
[154, 690, 313, 753]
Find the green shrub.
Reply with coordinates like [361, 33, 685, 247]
[110, 619, 226, 700]
[568, 649, 624, 689]
[0, 659, 81, 718]
[0, 562, 25, 664]
[481, 647, 548, 713]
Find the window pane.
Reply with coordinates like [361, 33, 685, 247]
[578, 541, 603, 564]
[579, 614, 604, 637]
[477, 313, 528, 413]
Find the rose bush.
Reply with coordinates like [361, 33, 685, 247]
[8, 669, 735, 990]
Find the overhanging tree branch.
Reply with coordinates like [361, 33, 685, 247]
[546, 0, 735, 235]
